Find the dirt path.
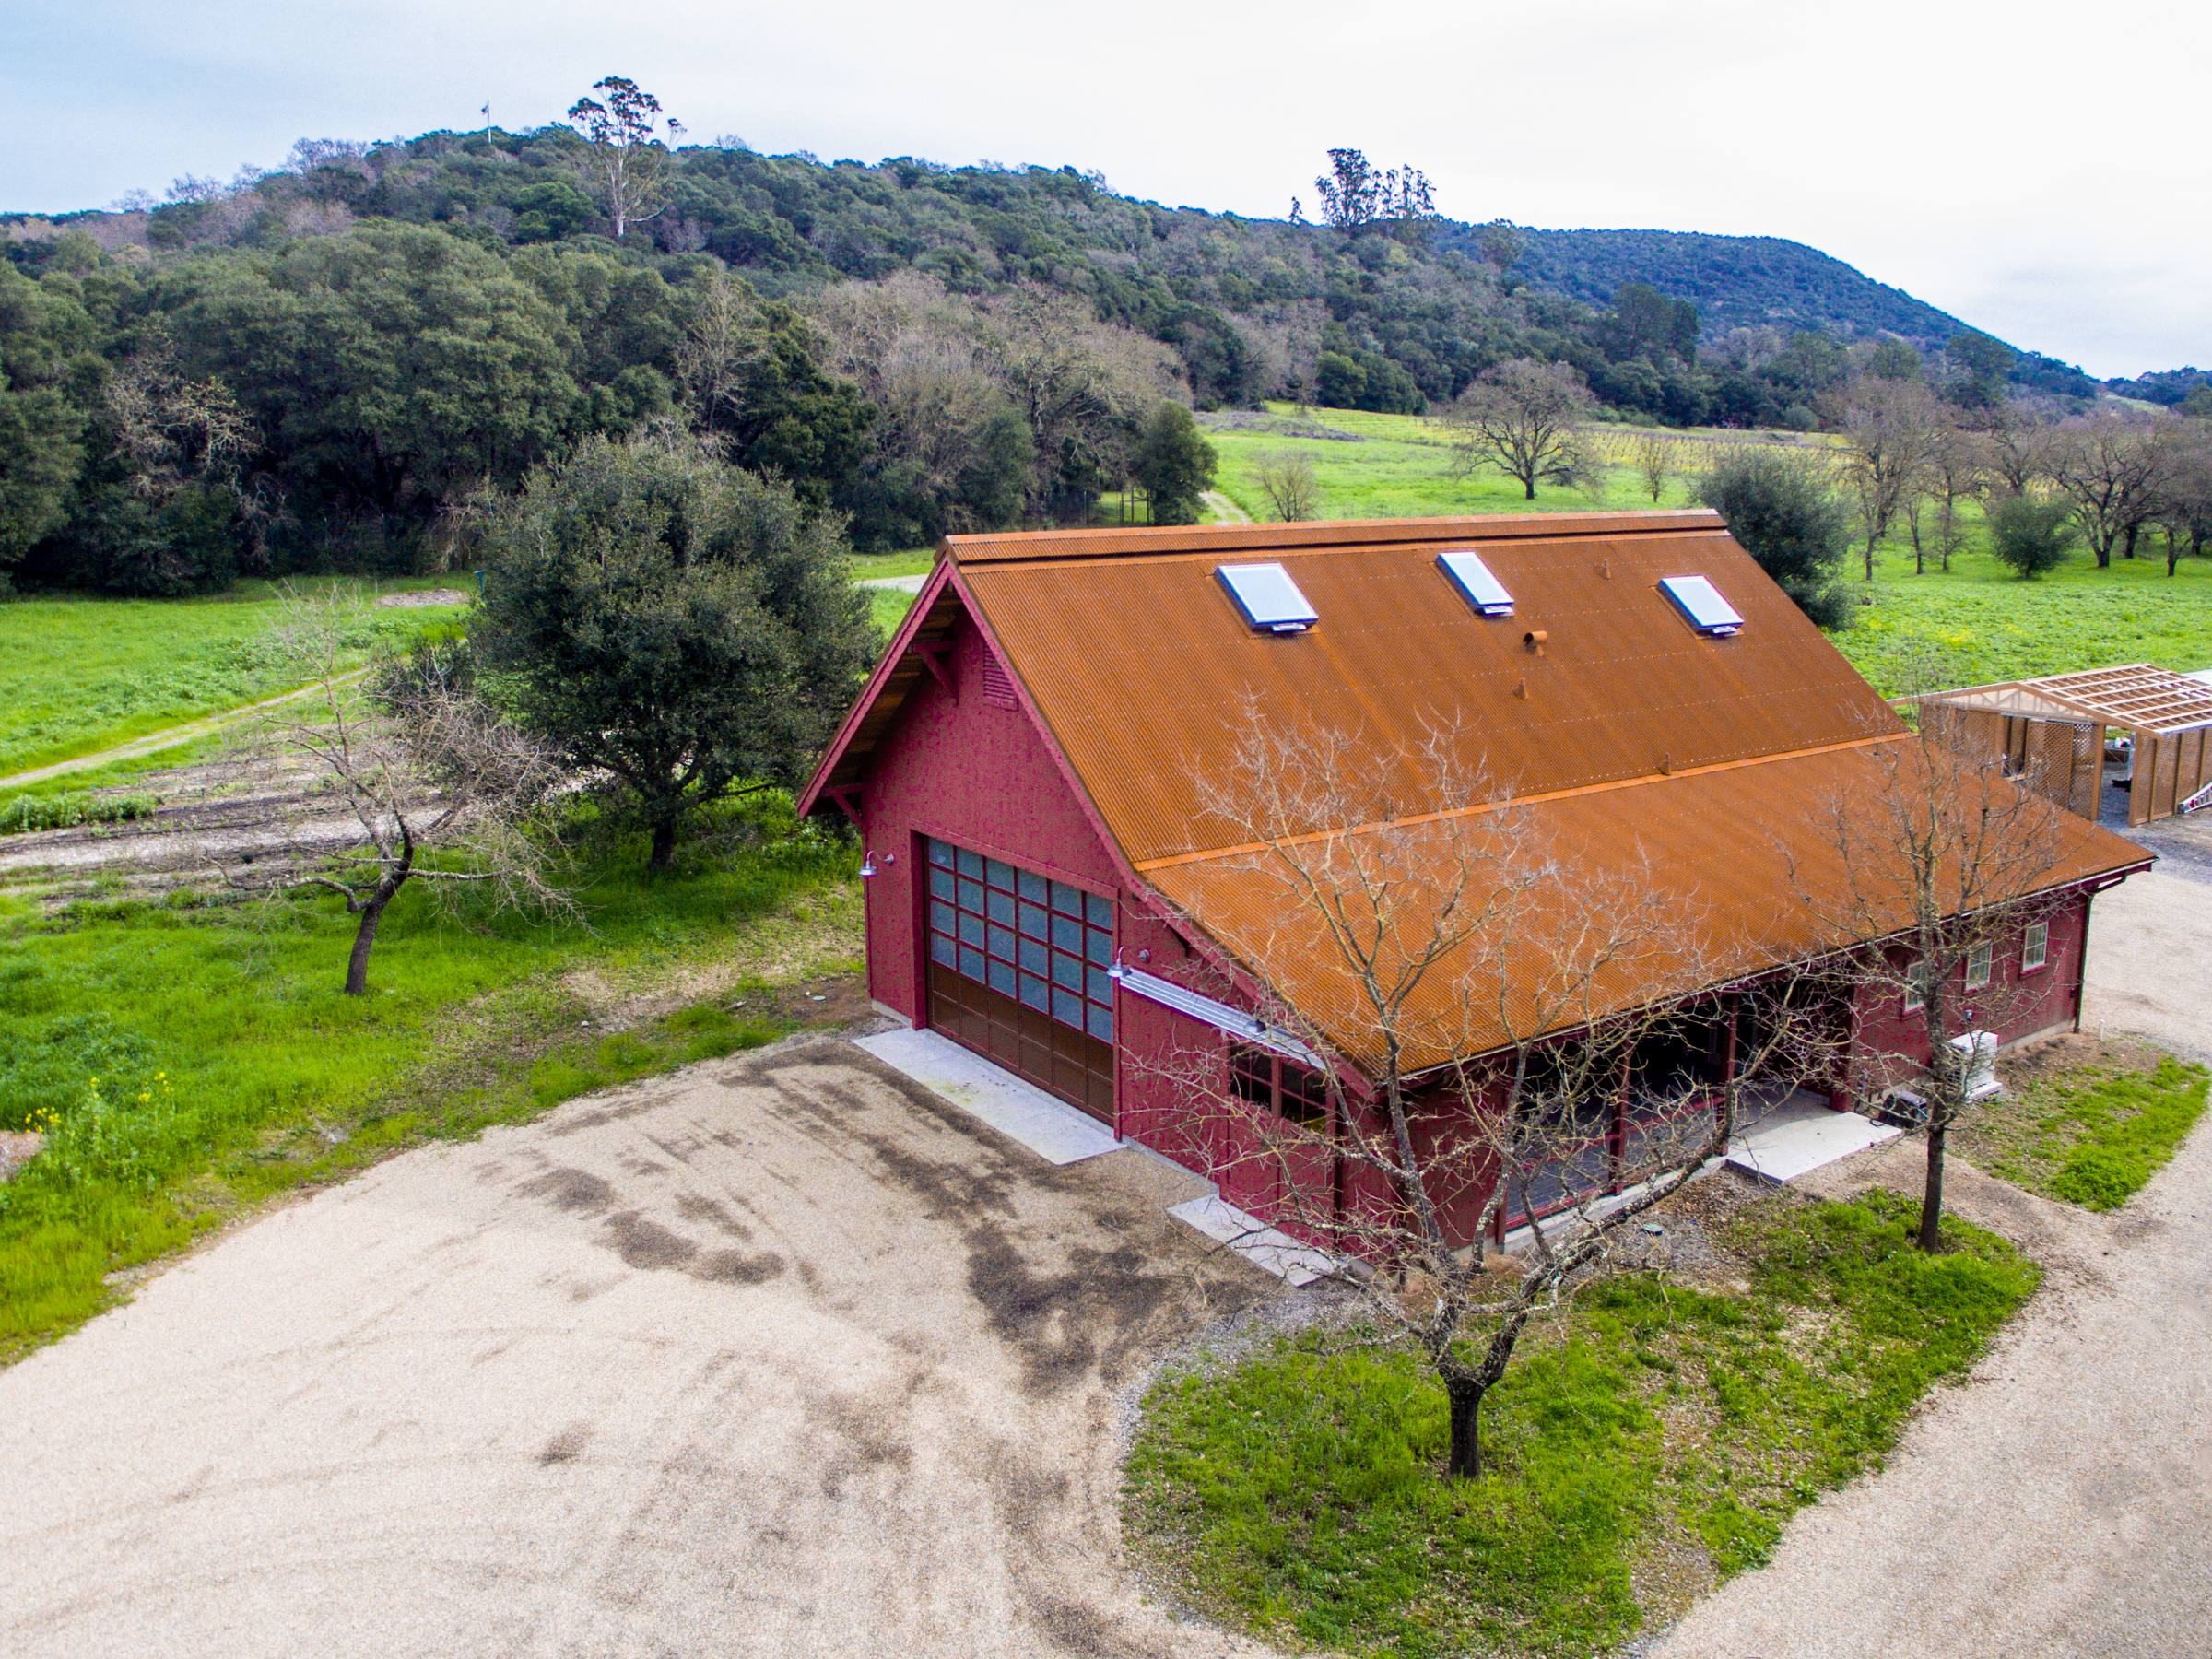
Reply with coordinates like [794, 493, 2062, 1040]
[0, 1035, 1283, 1658]
[0, 670, 367, 794]
[1652, 863, 2212, 1659]
[1201, 490, 1252, 524]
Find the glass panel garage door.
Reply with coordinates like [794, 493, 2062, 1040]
[925, 838, 1115, 1120]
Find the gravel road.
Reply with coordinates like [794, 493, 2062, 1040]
[1652, 851, 2212, 1659]
[0, 1036, 1280, 1658]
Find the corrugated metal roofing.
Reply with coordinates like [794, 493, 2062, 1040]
[1142, 741, 2137, 1074]
[957, 512, 1900, 866]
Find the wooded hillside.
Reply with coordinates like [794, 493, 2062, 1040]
[0, 116, 2105, 586]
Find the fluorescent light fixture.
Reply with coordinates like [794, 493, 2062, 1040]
[1437, 549, 1514, 616]
[1659, 575, 1745, 636]
[1217, 563, 1319, 633]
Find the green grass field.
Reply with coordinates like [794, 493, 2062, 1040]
[1124, 1190, 2036, 1658]
[0, 801, 863, 1358]
[1955, 1040, 2210, 1210]
[0, 577, 471, 782]
[1199, 406, 2212, 695]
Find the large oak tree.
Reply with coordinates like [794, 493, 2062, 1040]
[472, 432, 878, 866]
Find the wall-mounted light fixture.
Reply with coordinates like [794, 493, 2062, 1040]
[859, 851, 895, 878]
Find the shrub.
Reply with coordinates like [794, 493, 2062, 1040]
[1698, 447, 1853, 627]
[1987, 496, 2080, 580]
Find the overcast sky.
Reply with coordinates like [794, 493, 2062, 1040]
[10, 0, 2204, 378]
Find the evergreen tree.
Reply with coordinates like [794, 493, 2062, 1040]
[1134, 403, 1217, 525]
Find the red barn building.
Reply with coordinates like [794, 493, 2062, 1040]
[800, 512, 2147, 1240]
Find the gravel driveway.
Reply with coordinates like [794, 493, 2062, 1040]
[0, 1036, 1278, 1658]
[1653, 853, 2212, 1659]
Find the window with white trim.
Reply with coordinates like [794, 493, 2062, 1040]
[1965, 941, 1994, 992]
[1902, 958, 1931, 1014]
[2021, 920, 2050, 973]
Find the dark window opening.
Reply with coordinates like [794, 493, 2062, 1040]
[1230, 1043, 1330, 1128]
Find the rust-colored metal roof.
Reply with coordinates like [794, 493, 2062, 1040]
[1143, 741, 2143, 1075]
[945, 510, 1723, 566]
[955, 511, 1905, 866]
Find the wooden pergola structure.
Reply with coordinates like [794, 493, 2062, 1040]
[1912, 664, 2212, 826]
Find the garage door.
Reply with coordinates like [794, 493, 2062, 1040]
[924, 837, 1116, 1121]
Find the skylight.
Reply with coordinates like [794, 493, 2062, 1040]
[1437, 549, 1514, 616]
[1659, 575, 1745, 637]
[1217, 563, 1319, 633]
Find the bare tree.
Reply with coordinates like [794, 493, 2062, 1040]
[1144, 718, 1830, 1478]
[229, 589, 576, 995]
[1792, 706, 2073, 1251]
[2153, 420, 2212, 575]
[1628, 431, 1673, 504]
[1252, 450, 1322, 521]
[1924, 425, 1988, 574]
[806, 273, 1182, 528]
[1835, 377, 1947, 579]
[101, 347, 273, 571]
[982, 285, 1178, 514]
[1975, 409, 2051, 498]
[1442, 359, 1594, 500]
[567, 76, 684, 240]
[673, 267, 765, 440]
[2041, 414, 2171, 568]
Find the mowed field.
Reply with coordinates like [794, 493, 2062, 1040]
[1198, 406, 2212, 695]
[0, 577, 472, 783]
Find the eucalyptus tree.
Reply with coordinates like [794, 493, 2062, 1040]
[567, 76, 685, 240]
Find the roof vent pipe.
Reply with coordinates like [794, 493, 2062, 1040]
[1524, 630, 1547, 655]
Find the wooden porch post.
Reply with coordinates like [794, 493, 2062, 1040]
[1608, 1052, 1630, 1194]
[1720, 994, 1739, 1123]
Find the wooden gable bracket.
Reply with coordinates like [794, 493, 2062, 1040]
[826, 788, 864, 830]
[914, 644, 957, 703]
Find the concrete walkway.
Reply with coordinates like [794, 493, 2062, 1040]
[0, 1037, 1276, 1658]
[1653, 865, 2212, 1659]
